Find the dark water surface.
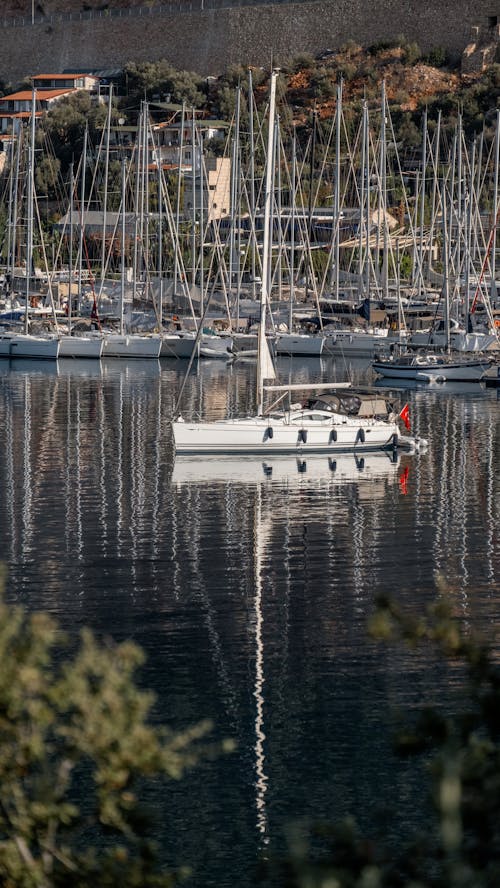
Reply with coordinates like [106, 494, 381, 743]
[0, 355, 499, 886]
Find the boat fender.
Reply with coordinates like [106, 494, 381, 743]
[355, 428, 366, 445]
[266, 426, 274, 440]
[298, 429, 307, 444]
[263, 463, 273, 477]
[391, 432, 399, 449]
[328, 459, 337, 472]
[297, 459, 307, 473]
[355, 455, 365, 471]
[329, 429, 337, 443]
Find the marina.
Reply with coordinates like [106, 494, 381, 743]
[0, 353, 499, 885]
[0, 45, 500, 887]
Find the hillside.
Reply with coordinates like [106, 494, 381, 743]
[2, 0, 496, 139]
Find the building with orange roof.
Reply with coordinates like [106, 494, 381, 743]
[0, 73, 100, 133]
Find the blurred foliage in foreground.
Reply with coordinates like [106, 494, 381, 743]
[0, 566, 231, 887]
[276, 595, 500, 888]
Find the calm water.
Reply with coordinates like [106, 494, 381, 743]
[0, 354, 499, 886]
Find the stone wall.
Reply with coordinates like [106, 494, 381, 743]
[0, 0, 495, 85]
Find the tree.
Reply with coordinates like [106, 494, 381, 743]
[274, 595, 500, 887]
[0, 568, 225, 887]
[39, 91, 110, 178]
[120, 61, 205, 109]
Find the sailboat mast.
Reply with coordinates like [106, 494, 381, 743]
[248, 69, 257, 302]
[256, 70, 278, 417]
[101, 83, 113, 289]
[68, 161, 74, 332]
[10, 121, 22, 291]
[490, 110, 500, 307]
[442, 179, 451, 353]
[78, 125, 88, 315]
[332, 79, 342, 298]
[25, 87, 36, 335]
[120, 159, 126, 336]
[289, 128, 296, 332]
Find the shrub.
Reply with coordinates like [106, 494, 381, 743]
[423, 45, 450, 67]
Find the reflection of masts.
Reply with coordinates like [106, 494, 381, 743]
[6, 391, 16, 559]
[253, 483, 269, 843]
[21, 376, 33, 556]
[64, 376, 83, 561]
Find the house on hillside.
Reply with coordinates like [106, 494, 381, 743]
[32, 73, 100, 91]
[0, 72, 100, 133]
[152, 118, 228, 171]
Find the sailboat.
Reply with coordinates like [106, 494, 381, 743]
[372, 348, 493, 382]
[372, 176, 495, 383]
[172, 73, 425, 456]
[0, 89, 59, 360]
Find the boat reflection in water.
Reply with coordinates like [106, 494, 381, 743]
[171, 449, 404, 486]
[372, 376, 490, 396]
[171, 446, 413, 847]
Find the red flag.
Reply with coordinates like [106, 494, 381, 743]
[399, 403, 410, 430]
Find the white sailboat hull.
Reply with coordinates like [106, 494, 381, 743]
[173, 414, 400, 455]
[58, 336, 104, 359]
[275, 333, 325, 356]
[160, 334, 196, 358]
[322, 330, 390, 356]
[102, 334, 161, 358]
[0, 334, 60, 359]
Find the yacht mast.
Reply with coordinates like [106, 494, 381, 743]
[256, 70, 278, 417]
[25, 87, 36, 335]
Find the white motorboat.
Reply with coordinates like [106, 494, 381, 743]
[372, 350, 493, 382]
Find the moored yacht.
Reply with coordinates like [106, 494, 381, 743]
[372, 350, 493, 381]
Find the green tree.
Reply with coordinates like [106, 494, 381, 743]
[120, 61, 205, 109]
[39, 91, 110, 178]
[0, 569, 223, 887]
